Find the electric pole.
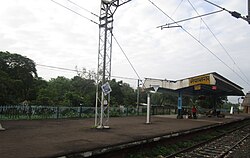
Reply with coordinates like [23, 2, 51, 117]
[248, 0, 250, 23]
[95, 0, 132, 129]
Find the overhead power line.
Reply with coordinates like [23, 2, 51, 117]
[157, 9, 224, 29]
[147, 0, 250, 87]
[112, 33, 144, 84]
[111, 75, 139, 81]
[37, 64, 78, 72]
[66, 0, 99, 18]
[187, 0, 250, 83]
[51, 0, 99, 25]
[172, 0, 184, 16]
[49, 0, 143, 83]
[203, 0, 228, 11]
[36, 64, 139, 81]
[203, 0, 250, 24]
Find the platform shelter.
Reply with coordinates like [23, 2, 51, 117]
[143, 72, 244, 119]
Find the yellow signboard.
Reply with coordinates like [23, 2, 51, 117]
[189, 75, 210, 86]
[194, 85, 201, 90]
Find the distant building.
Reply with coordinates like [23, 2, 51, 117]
[242, 92, 250, 114]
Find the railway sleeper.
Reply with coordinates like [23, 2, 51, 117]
[198, 150, 218, 156]
[203, 148, 224, 154]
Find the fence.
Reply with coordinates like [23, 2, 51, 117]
[0, 105, 178, 120]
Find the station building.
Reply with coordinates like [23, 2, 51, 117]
[242, 92, 250, 114]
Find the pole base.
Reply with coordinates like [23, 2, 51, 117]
[0, 124, 5, 131]
[96, 125, 110, 129]
[0, 128, 5, 131]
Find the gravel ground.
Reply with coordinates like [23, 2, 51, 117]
[226, 136, 250, 158]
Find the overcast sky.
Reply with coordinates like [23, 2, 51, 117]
[0, 0, 249, 102]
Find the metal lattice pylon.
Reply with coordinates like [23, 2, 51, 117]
[95, 0, 131, 128]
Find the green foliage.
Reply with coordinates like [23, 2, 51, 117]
[0, 51, 37, 104]
[109, 79, 136, 106]
[151, 93, 178, 106]
[0, 51, 228, 109]
[70, 76, 96, 106]
[35, 76, 96, 106]
[196, 95, 227, 109]
[121, 82, 136, 105]
[222, 102, 238, 110]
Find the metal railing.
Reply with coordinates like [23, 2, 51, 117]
[0, 105, 178, 120]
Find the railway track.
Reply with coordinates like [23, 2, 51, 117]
[169, 123, 250, 158]
[83, 119, 250, 158]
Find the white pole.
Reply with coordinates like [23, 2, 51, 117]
[137, 79, 140, 115]
[248, 0, 250, 16]
[0, 123, 5, 131]
[99, 92, 104, 128]
[146, 93, 151, 124]
[230, 106, 234, 115]
[95, 88, 98, 126]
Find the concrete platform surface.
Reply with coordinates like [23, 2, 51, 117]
[0, 114, 249, 158]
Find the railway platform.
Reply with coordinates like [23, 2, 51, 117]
[0, 114, 250, 158]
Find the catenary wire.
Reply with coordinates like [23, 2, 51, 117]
[165, 0, 184, 24]
[157, 9, 224, 28]
[203, 0, 228, 11]
[111, 33, 143, 84]
[188, 0, 250, 83]
[66, 0, 99, 18]
[37, 64, 78, 72]
[147, 0, 250, 87]
[202, 0, 249, 22]
[51, 0, 143, 84]
[51, 0, 99, 25]
[172, 0, 184, 16]
[36, 64, 139, 81]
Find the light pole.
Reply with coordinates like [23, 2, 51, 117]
[137, 79, 142, 115]
[146, 86, 159, 124]
[238, 97, 244, 111]
[248, 0, 250, 24]
[146, 92, 151, 124]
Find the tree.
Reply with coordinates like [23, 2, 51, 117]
[109, 79, 136, 106]
[0, 70, 16, 104]
[71, 76, 96, 106]
[47, 77, 71, 106]
[35, 76, 96, 107]
[0, 51, 37, 104]
[109, 79, 124, 106]
[0, 51, 139, 107]
[120, 82, 136, 106]
[150, 93, 178, 106]
[195, 95, 227, 109]
[31, 77, 49, 105]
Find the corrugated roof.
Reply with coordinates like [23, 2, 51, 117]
[144, 72, 244, 96]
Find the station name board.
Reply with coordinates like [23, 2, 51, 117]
[189, 75, 210, 86]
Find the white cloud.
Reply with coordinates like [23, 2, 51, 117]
[0, 0, 250, 102]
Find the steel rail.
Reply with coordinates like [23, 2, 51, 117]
[166, 122, 250, 158]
